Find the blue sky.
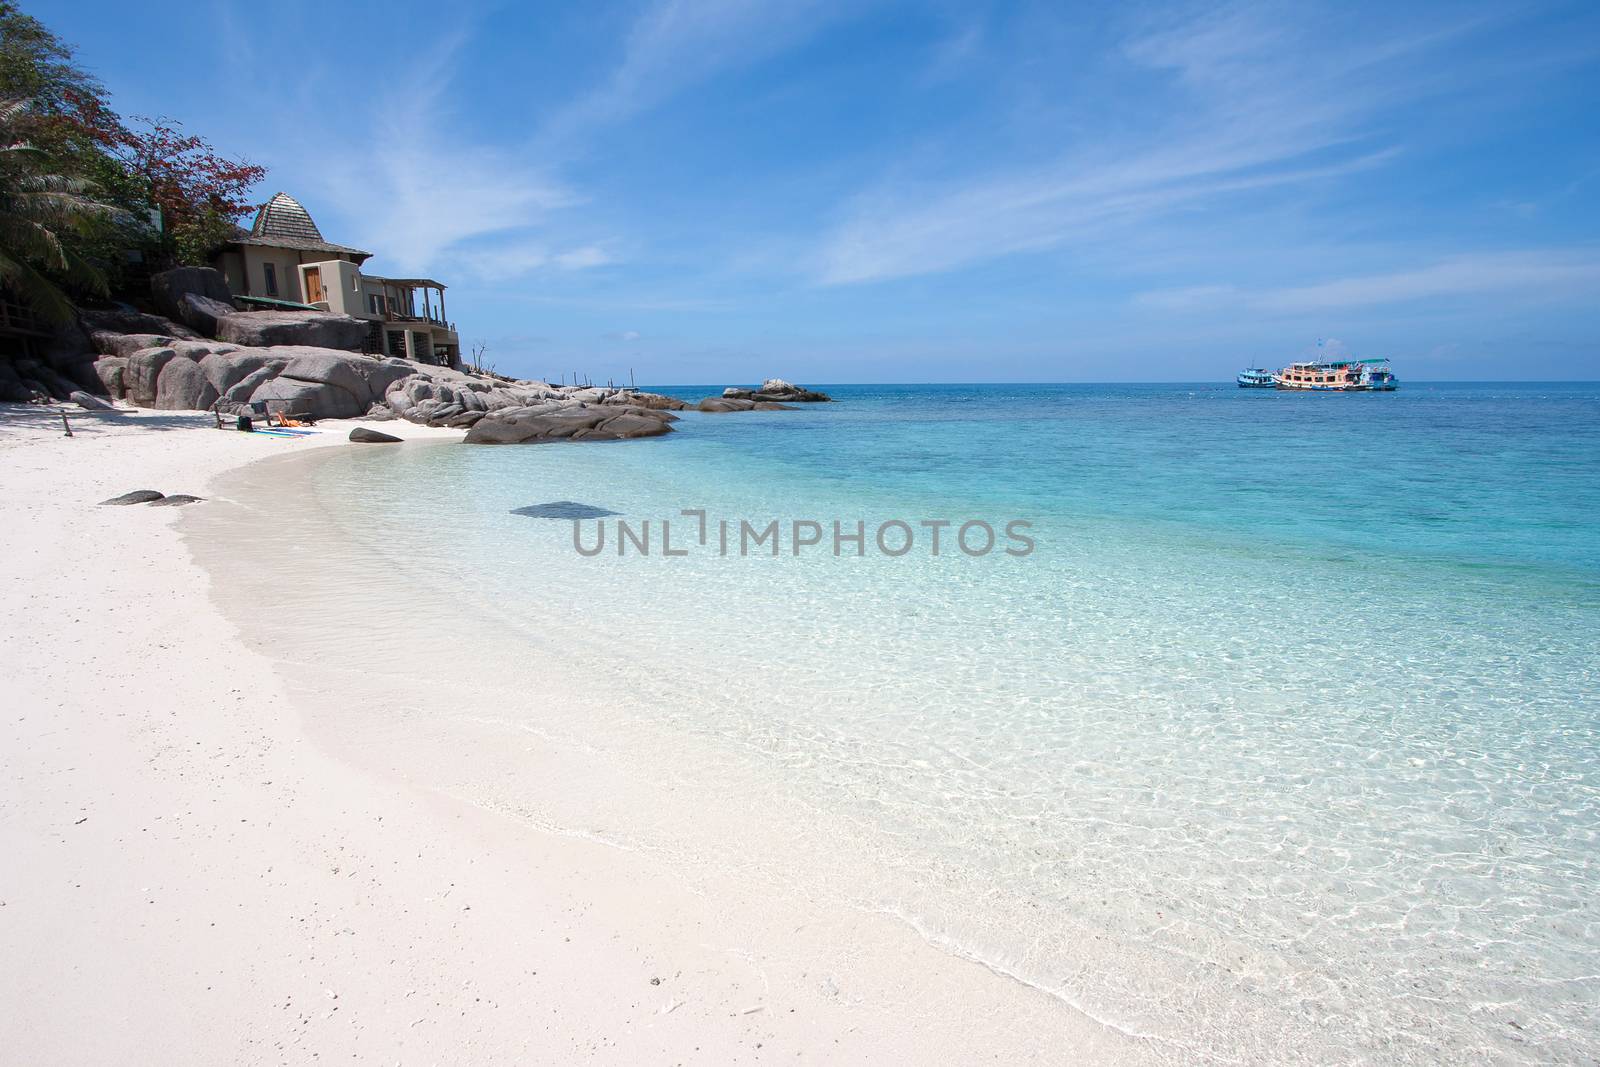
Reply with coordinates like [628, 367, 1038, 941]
[36, 0, 1600, 382]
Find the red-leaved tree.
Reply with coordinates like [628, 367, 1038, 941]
[107, 116, 264, 266]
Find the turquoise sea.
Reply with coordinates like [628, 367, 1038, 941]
[281, 382, 1598, 1063]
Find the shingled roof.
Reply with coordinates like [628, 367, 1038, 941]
[226, 192, 372, 261]
[253, 192, 324, 241]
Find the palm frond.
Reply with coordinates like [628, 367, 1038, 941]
[0, 245, 78, 324]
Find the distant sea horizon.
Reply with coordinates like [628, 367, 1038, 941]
[627, 378, 1600, 387]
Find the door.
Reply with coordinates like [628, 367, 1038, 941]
[304, 266, 323, 304]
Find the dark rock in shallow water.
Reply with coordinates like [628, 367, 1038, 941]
[147, 494, 203, 507]
[511, 501, 622, 519]
[723, 378, 831, 403]
[698, 397, 755, 412]
[348, 427, 402, 443]
[100, 489, 164, 505]
[697, 396, 791, 412]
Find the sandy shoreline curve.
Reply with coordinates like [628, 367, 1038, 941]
[0, 405, 1140, 1064]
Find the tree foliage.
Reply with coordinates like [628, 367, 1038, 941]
[0, 1, 266, 317]
[106, 115, 266, 267]
[0, 98, 118, 321]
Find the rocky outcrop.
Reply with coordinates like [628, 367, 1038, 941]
[154, 356, 219, 411]
[220, 362, 286, 407]
[92, 357, 126, 397]
[697, 396, 791, 412]
[199, 350, 273, 396]
[80, 307, 201, 340]
[150, 267, 236, 335]
[600, 390, 688, 410]
[463, 402, 677, 444]
[216, 310, 367, 351]
[250, 375, 361, 419]
[92, 331, 186, 359]
[177, 293, 238, 338]
[722, 378, 831, 403]
[90, 357, 126, 398]
[70, 316, 694, 448]
[125, 347, 181, 407]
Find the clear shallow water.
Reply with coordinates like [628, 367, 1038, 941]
[292, 383, 1597, 1062]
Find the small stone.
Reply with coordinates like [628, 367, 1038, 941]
[70, 390, 115, 411]
[100, 490, 165, 505]
[148, 494, 203, 507]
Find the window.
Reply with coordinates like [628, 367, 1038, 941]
[368, 294, 388, 316]
[263, 262, 278, 297]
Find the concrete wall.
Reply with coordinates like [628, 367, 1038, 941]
[299, 260, 367, 318]
[212, 246, 365, 305]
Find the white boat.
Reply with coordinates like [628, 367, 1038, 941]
[1273, 358, 1398, 391]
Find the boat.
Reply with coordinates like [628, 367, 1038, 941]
[1236, 367, 1276, 388]
[1274, 357, 1398, 391]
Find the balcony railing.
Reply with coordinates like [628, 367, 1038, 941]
[382, 310, 456, 333]
[0, 292, 50, 337]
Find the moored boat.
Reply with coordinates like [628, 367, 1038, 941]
[1274, 357, 1397, 391]
[1236, 367, 1276, 388]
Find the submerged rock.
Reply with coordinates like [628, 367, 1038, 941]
[697, 397, 792, 412]
[510, 501, 622, 519]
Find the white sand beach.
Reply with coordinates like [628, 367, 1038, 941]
[0, 404, 1136, 1065]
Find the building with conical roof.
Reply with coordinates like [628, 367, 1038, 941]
[213, 193, 460, 366]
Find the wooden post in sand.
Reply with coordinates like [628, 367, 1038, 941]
[61, 411, 72, 437]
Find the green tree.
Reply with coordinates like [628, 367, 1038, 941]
[0, 98, 118, 322]
[0, 2, 266, 294]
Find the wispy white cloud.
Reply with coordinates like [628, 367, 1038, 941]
[539, 0, 867, 146]
[554, 245, 614, 270]
[812, 4, 1512, 285]
[302, 1, 865, 280]
[301, 32, 574, 275]
[1134, 250, 1600, 313]
[452, 240, 616, 281]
